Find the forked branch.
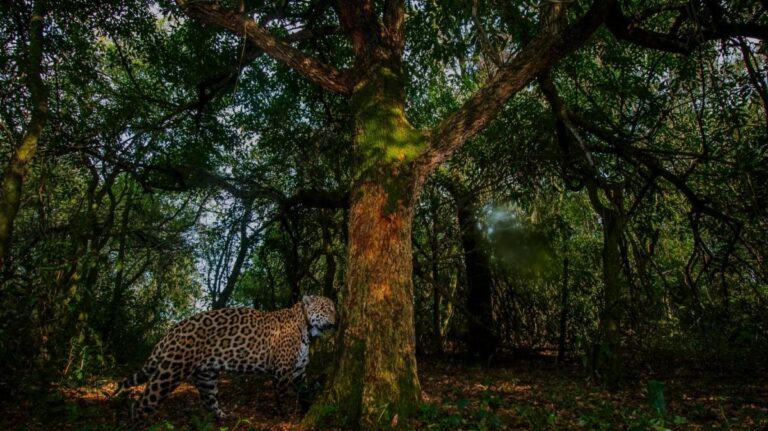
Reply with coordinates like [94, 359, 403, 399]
[422, 0, 614, 173]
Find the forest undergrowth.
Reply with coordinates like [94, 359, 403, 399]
[2, 355, 765, 431]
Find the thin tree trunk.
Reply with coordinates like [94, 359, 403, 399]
[430, 201, 442, 354]
[213, 201, 253, 309]
[588, 184, 625, 387]
[541, 62, 626, 384]
[321, 219, 337, 300]
[65, 166, 119, 345]
[557, 257, 569, 362]
[432, 274, 442, 355]
[454, 192, 498, 361]
[0, 0, 48, 268]
[280, 215, 302, 303]
[599, 209, 624, 386]
[101, 191, 134, 343]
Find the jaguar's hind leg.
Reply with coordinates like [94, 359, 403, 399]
[192, 368, 225, 420]
[133, 363, 186, 419]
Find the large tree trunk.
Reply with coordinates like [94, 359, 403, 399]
[0, 0, 48, 268]
[306, 62, 425, 429]
[326, 180, 420, 428]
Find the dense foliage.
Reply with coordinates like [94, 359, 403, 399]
[0, 0, 766, 428]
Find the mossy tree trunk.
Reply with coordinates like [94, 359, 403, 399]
[309, 51, 427, 427]
[301, 3, 429, 423]
[323, 178, 421, 428]
[0, 0, 48, 269]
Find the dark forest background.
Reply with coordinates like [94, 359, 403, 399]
[0, 0, 766, 429]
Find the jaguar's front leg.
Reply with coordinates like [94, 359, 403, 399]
[291, 369, 311, 414]
[271, 370, 292, 416]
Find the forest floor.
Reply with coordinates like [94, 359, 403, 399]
[2, 355, 766, 430]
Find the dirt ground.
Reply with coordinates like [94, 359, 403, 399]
[2, 356, 767, 430]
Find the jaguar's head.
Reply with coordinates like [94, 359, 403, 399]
[301, 295, 337, 337]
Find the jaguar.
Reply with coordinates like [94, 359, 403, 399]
[117, 295, 337, 419]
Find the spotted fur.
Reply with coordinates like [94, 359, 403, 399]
[119, 295, 336, 419]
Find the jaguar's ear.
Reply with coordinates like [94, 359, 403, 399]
[302, 295, 311, 307]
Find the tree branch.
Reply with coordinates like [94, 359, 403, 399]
[195, 24, 341, 112]
[421, 0, 612, 173]
[567, 111, 735, 225]
[213, 200, 261, 309]
[605, 2, 768, 55]
[176, 0, 351, 95]
[472, 0, 502, 68]
[82, 148, 349, 210]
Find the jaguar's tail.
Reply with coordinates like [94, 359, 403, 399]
[113, 359, 157, 396]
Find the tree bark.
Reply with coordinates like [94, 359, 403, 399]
[318, 179, 420, 428]
[0, 0, 48, 269]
